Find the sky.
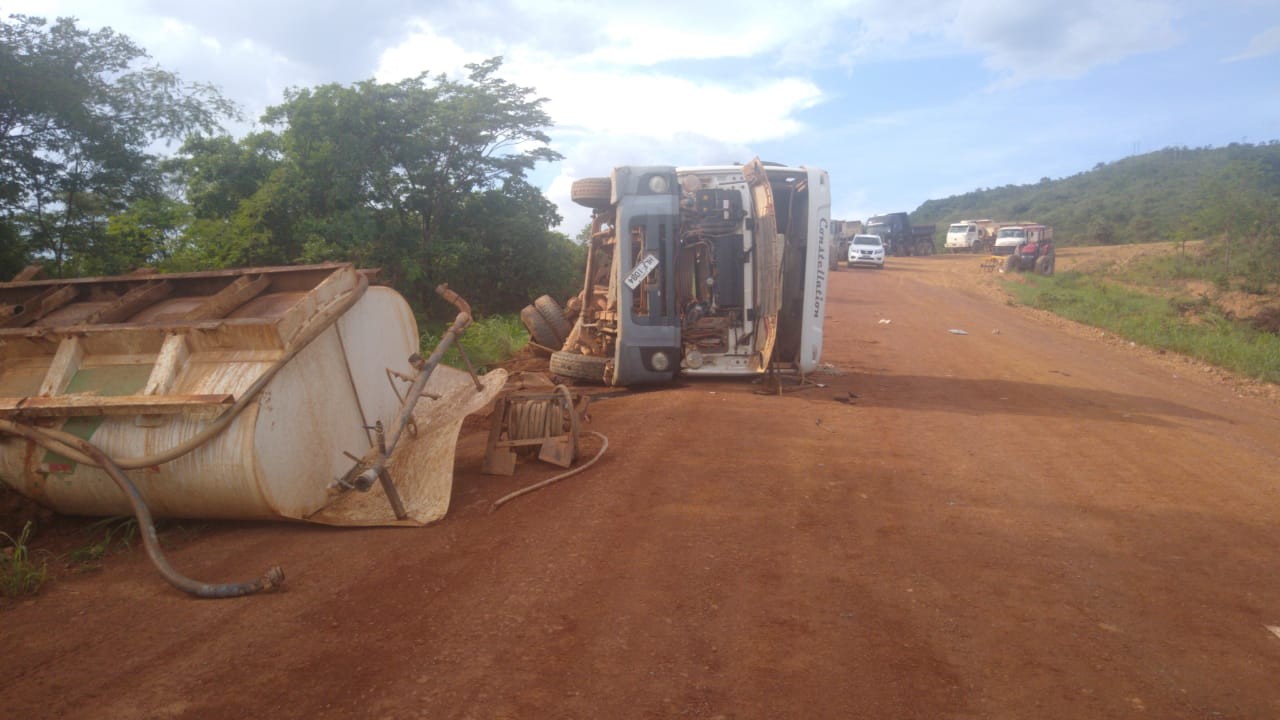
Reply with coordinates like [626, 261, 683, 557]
[7, 0, 1279, 234]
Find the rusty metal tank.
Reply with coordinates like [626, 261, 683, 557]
[0, 263, 504, 526]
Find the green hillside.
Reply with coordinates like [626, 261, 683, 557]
[911, 142, 1280, 247]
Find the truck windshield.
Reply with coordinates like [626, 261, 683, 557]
[948, 224, 970, 233]
[998, 229, 1025, 238]
[853, 236, 881, 246]
[865, 223, 890, 237]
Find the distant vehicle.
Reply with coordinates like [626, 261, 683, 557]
[944, 219, 996, 253]
[992, 224, 1053, 257]
[864, 212, 936, 256]
[1001, 227, 1056, 275]
[828, 220, 864, 271]
[847, 234, 885, 269]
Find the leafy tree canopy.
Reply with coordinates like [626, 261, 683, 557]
[174, 58, 572, 316]
[0, 14, 237, 277]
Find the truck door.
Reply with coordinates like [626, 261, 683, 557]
[742, 158, 784, 373]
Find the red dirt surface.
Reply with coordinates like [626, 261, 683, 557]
[3, 251, 1280, 719]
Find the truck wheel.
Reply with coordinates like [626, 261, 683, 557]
[1037, 255, 1055, 276]
[550, 350, 609, 383]
[521, 305, 561, 348]
[1003, 255, 1016, 273]
[571, 177, 612, 209]
[534, 295, 572, 341]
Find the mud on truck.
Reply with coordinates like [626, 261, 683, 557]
[554, 159, 831, 386]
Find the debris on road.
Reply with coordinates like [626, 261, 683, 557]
[948, 329, 969, 335]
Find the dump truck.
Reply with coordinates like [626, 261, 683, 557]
[0, 263, 505, 596]
[944, 219, 997, 253]
[864, 212, 936, 256]
[829, 220, 863, 271]
[556, 158, 831, 386]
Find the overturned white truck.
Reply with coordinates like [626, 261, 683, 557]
[553, 159, 831, 386]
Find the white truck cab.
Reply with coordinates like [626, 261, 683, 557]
[945, 222, 978, 251]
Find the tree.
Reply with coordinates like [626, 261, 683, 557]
[176, 58, 570, 316]
[0, 14, 236, 275]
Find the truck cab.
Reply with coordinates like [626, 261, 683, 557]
[945, 220, 991, 253]
[557, 159, 831, 386]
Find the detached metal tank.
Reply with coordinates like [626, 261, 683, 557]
[0, 263, 505, 527]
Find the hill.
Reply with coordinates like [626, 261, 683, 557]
[910, 142, 1280, 247]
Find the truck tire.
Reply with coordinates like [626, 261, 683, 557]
[571, 177, 612, 209]
[1003, 254, 1017, 273]
[534, 295, 572, 341]
[1036, 254, 1055, 276]
[550, 350, 609, 383]
[521, 305, 560, 348]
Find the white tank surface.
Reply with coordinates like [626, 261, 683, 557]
[0, 263, 505, 527]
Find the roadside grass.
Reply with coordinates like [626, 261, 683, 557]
[1107, 238, 1280, 294]
[420, 313, 530, 372]
[1007, 271, 1280, 384]
[66, 517, 139, 569]
[1, 522, 49, 597]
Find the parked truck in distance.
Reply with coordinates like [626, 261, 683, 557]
[828, 220, 863, 270]
[864, 212, 936, 256]
[944, 219, 997, 253]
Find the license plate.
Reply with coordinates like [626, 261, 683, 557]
[625, 254, 660, 289]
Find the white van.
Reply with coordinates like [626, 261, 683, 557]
[557, 158, 831, 385]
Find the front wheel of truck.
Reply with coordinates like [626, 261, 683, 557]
[550, 351, 610, 383]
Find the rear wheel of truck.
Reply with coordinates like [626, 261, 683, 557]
[534, 295, 572, 341]
[521, 305, 561, 348]
[550, 350, 610, 383]
[571, 177, 612, 209]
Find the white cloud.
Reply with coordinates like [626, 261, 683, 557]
[950, 0, 1182, 85]
[1225, 25, 1280, 62]
[373, 20, 479, 82]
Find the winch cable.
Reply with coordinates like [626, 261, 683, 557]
[0, 419, 283, 598]
[489, 384, 608, 511]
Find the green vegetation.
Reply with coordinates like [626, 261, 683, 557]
[67, 517, 138, 568]
[1007, 271, 1280, 384]
[0, 15, 236, 280]
[421, 313, 531, 373]
[912, 143, 1280, 253]
[2, 16, 581, 321]
[1, 521, 49, 597]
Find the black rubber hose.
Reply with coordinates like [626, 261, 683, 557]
[0, 419, 284, 599]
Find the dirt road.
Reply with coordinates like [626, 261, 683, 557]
[4, 252, 1280, 719]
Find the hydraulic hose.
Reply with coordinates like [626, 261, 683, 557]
[0, 419, 283, 598]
